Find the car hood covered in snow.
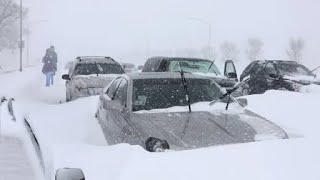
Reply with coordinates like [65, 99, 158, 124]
[131, 108, 288, 150]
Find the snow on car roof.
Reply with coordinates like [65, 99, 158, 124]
[254, 60, 298, 64]
[75, 56, 119, 64]
[148, 56, 213, 62]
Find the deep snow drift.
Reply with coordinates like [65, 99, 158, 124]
[1, 66, 320, 180]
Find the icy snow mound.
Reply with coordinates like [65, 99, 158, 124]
[299, 84, 320, 93]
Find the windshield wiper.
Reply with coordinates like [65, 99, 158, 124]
[209, 76, 251, 110]
[208, 61, 218, 76]
[179, 62, 192, 113]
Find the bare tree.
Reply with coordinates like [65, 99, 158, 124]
[246, 38, 264, 62]
[220, 41, 239, 61]
[286, 38, 304, 62]
[0, 0, 27, 51]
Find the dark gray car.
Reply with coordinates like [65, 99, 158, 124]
[96, 72, 288, 152]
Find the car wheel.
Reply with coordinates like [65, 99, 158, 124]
[242, 88, 250, 96]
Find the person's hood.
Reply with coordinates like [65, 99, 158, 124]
[131, 104, 287, 150]
[72, 74, 118, 89]
[283, 75, 320, 85]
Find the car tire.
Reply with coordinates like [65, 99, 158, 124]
[242, 88, 250, 96]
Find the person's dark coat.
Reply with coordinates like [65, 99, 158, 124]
[50, 51, 58, 72]
[42, 53, 55, 74]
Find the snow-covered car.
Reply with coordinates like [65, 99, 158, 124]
[141, 57, 239, 91]
[96, 72, 288, 152]
[239, 60, 320, 95]
[62, 56, 125, 102]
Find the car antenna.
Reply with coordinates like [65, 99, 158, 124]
[179, 62, 192, 113]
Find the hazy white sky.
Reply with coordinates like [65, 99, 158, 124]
[23, 0, 320, 67]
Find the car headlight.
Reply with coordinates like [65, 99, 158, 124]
[145, 137, 170, 152]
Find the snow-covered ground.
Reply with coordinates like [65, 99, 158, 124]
[1, 65, 320, 180]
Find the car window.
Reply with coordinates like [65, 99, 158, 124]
[241, 62, 256, 80]
[74, 63, 123, 75]
[250, 64, 263, 76]
[276, 62, 314, 76]
[224, 62, 237, 76]
[113, 79, 128, 106]
[107, 78, 122, 99]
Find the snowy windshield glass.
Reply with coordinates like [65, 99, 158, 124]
[168, 60, 221, 75]
[277, 62, 314, 76]
[132, 78, 223, 111]
[74, 63, 123, 75]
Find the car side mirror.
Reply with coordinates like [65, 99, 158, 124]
[55, 168, 85, 180]
[62, 74, 70, 80]
[236, 98, 248, 107]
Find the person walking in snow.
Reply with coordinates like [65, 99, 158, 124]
[49, 45, 58, 73]
[42, 49, 55, 87]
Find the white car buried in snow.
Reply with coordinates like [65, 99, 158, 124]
[62, 56, 125, 102]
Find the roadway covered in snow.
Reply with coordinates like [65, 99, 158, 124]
[1, 65, 320, 180]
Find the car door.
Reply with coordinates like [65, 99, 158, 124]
[98, 77, 122, 144]
[112, 79, 133, 143]
[105, 78, 135, 144]
[224, 60, 238, 82]
[247, 63, 266, 94]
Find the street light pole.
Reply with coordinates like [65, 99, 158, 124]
[19, 0, 23, 72]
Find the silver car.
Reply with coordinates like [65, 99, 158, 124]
[96, 72, 288, 152]
[62, 56, 124, 102]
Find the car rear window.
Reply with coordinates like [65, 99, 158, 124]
[75, 63, 124, 75]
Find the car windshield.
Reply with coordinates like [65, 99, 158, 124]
[277, 62, 314, 76]
[74, 63, 123, 75]
[168, 60, 221, 75]
[132, 78, 224, 111]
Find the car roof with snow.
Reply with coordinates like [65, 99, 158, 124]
[122, 72, 214, 80]
[75, 56, 120, 64]
[148, 56, 212, 62]
[254, 60, 298, 64]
